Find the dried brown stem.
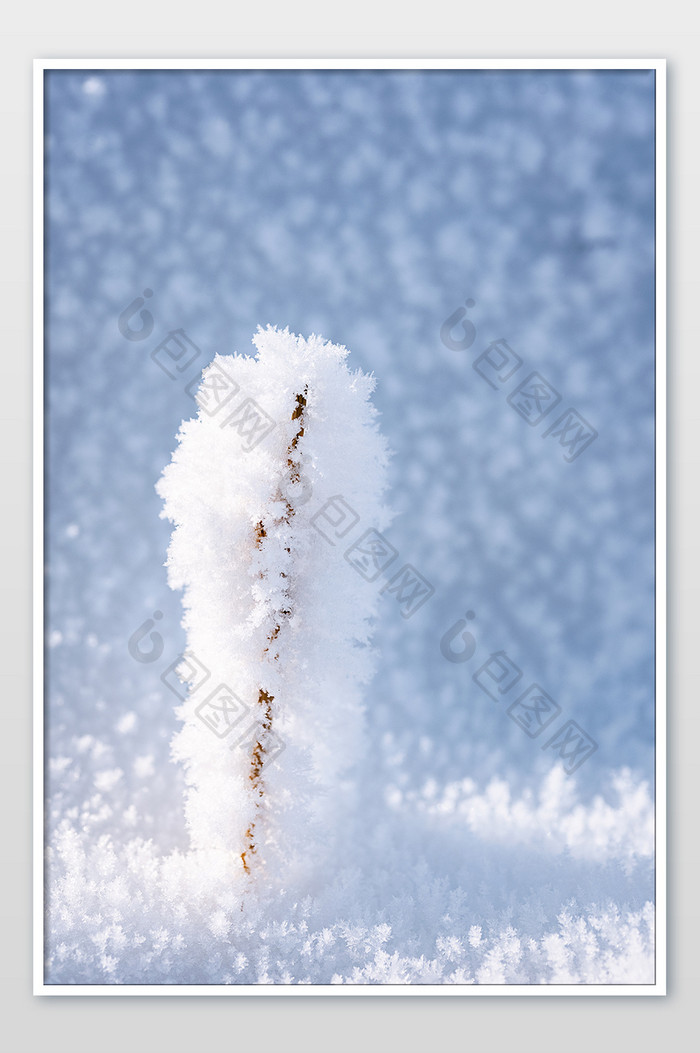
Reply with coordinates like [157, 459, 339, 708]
[241, 388, 307, 874]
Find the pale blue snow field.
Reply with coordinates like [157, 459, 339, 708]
[45, 69, 657, 985]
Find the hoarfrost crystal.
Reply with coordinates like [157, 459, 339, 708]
[157, 326, 391, 881]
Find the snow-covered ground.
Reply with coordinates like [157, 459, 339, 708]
[44, 68, 657, 986]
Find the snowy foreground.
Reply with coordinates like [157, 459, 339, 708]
[46, 329, 654, 987]
[47, 765, 653, 985]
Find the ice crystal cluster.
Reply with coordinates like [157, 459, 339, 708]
[156, 326, 391, 882]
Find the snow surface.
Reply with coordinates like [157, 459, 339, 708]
[45, 69, 656, 986]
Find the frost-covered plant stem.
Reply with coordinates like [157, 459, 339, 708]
[158, 327, 390, 884]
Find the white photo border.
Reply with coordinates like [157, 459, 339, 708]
[33, 57, 667, 996]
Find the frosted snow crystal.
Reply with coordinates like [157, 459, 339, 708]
[157, 326, 391, 883]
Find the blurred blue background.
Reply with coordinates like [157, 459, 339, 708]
[45, 69, 656, 848]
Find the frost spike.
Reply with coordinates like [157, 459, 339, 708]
[157, 326, 391, 886]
